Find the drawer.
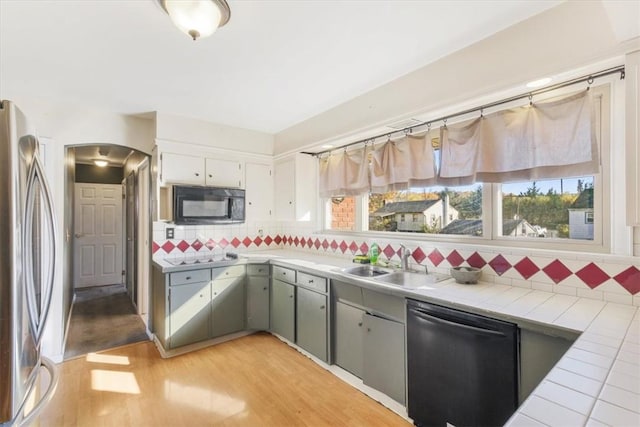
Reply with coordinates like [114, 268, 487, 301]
[211, 264, 246, 280]
[170, 268, 211, 286]
[362, 289, 404, 323]
[247, 264, 269, 276]
[272, 265, 296, 284]
[332, 280, 364, 306]
[296, 271, 327, 293]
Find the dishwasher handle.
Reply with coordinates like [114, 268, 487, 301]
[409, 306, 507, 338]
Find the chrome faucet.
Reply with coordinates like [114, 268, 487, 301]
[399, 244, 411, 271]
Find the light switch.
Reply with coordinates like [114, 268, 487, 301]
[166, 227, 174, 239]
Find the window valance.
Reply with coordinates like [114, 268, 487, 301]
[439, 89, 598, 185]
[318, 147, 369, 198]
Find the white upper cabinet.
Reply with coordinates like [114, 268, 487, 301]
[205, 158, 243, 188]
[161, 152, 206, 185]
[160, 152, 243, 188]
[274, 153, 317, 222]
[245, 162, 273, 221]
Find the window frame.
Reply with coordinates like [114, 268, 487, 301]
[320, 82, 614, 254]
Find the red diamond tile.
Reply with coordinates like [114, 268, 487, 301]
[177, 240, 190, 252]
[428, 249, 445, 266]
[294, 237, 300, 246]
[191, 239, 203, 251]
[349, 241, 359, 254]
[446, 250, 464, 267]
[467, 252, 486, 269]
[412, 247, 426, 264]
[231, 237, 241, 248]
[383, 244, 396, 259]
[575, 263, 610, 289]
[218, 238, 229, 248]
[288, 236, 293, 245]
[514, 257, 539, 280]
[307, 238, 313, 247]
[330, 240, 339, 251]
[299, 238, 307, 248]
[205, 239, 216, 250]
[613, 267, 640, 295]
[253, 236, 263, 246]
[339, 240, 349, 253]
[489, 254, 511, 276]
[322, 239, 329, 250]
[161, 241, 175, 253]
[242, 237, 252, 247]
[359, 242, 369, 255]
[274, 235, 282, 245]
[543, 260, 572, 284]
[314, 239, 321, 249]
[264, 235, 273, 245]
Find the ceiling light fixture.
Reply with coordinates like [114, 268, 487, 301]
[156, 0, 231, 41]
[526, 77, 552, 88]
[94, 159, 109, 168]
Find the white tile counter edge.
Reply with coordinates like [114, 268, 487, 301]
[154, 249, 640, 426]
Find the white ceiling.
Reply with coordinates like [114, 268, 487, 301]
[0, 0, 562, 135]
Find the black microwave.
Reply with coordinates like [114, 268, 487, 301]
[173, 186, 245, 225]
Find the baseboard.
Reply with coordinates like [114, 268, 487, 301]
[153, 330, 254, 358]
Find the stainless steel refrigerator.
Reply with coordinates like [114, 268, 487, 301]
[0, 100, 58, 426]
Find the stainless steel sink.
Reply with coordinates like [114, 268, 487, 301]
[376, 271, 450, 288]
[341, 265, 393, 277]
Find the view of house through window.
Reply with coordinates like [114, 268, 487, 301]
[500, 176, 594, 240]
[368, 185, 482, 235]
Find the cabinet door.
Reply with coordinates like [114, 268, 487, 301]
[245, 162, 273, 221]
[296, 287, 328, 362]
[205, 158, 243, 188]
[270, 279, 295, 342]
[162, 152, 205, 185]
[274, 159, 295, 220]
[363, 314, 406, 405]
[334, 301, 364, 378]
[169, 281, 211, 348]
[211, 277, 245, 338]
[247, 276, 270, 330]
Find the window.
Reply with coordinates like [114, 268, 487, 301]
[329, 197, 356, 231]
[322, 83, 611, 252]
[500, 177, 594, 240]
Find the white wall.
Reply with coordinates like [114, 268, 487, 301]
[156, 111, 274, 156]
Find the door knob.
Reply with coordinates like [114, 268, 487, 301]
[74, 233, 82, 238]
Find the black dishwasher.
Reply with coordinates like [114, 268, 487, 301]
[407, 299, 520, 427]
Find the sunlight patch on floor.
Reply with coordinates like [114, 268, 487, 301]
[86, 353, 130, 365]
[91, 370, 140, 394]
[164, 380, 246, 417]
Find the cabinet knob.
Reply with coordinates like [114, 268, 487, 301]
[308, 279, 314, 284]
[195, 173, 200, 177]
[358, 322, 363, 327]
[199, 294, 203, 297]
[208, 174, 213, 178]
[320, 305, 325, 310]
[263, 287, 268, 290]
[367, 328, 371, 332]
[186, 276, 191, 280]
[248, 202, 252, 205]
[258, 268, 263, 272]
[289, 295, 293, 298]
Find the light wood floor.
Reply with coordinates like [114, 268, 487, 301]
[37, 333, 410, 426]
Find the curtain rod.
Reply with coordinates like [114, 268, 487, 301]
[303, 65, 625, 157]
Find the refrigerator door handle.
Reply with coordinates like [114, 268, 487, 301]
[24, 154, 57, 346]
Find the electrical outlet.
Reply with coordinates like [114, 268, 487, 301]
[166, 227, 174, 239]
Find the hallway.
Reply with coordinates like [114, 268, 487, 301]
[64, 284, 149, 360]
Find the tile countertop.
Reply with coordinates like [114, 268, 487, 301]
[153, 249, 640, 426]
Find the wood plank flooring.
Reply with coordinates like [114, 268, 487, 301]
[37, 333, 410, 426]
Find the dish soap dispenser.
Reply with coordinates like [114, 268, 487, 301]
[369, 243, 379, 265]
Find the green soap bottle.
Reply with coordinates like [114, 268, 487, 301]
[369, 243, 379, 264]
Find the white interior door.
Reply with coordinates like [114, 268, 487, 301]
[73, 183, 123, 288]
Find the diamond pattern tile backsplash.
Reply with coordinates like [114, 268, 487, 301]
[153, 224, 640, 304]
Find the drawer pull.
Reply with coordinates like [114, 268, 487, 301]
[263, 287, 268, 291]
[258, 268, 263, 272]
[195, 173, 200, 177]
[186, 276, 191, 280]
[320, 305, 325, 310]
[289, 295, 293, 298]
[308, 279, 314, 284]
[358, 322, 363, 327]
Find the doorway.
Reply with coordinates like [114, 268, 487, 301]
[64, 144, 151, 359]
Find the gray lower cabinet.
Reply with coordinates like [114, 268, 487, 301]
[246, 275, 270, 330]
[211, 275, 245, 338]
[296, 287, 328, 361]
[271, 278, 295, 342]
[169, 281, 211, 348]
[334, 301, 365, 378]
[363, 313, 406, 405]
